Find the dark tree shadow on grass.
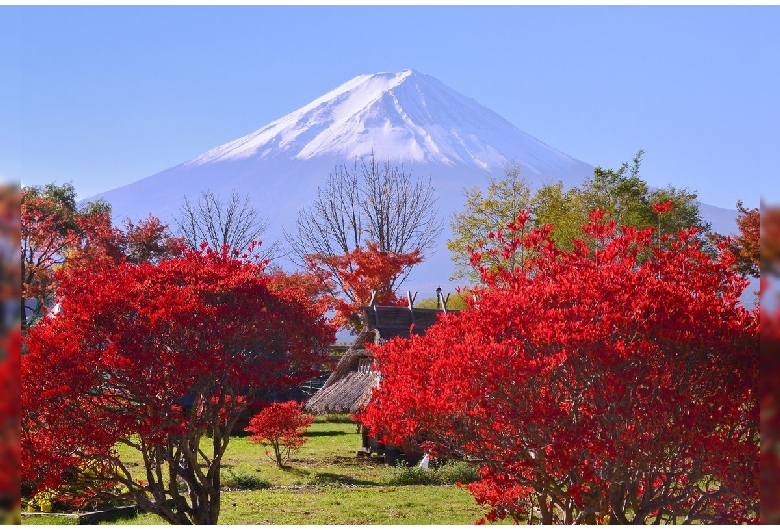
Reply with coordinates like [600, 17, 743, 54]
[307, 471, 381, 487]
[306, 430, 348, 437]
[280, 467, 381, 487]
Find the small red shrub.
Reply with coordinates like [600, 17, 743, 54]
[246, 401, 314, 467]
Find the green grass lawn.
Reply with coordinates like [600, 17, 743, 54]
[85, 486, 490, 525]
[23, 416, 497, 525]
[221, 414, 390, 487]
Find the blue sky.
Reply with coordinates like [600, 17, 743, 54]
[3, 5, 776, 209]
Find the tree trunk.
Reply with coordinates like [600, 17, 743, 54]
[538, 493, 553, 525]
[20, 297, 26, 332]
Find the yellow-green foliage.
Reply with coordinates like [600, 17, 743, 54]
[448, 164, 532, 282]
[414, 291, 470, 310]
[448, 151, 709, 283]
[26, 489, 56, 513]
[24, 460, 130, 513]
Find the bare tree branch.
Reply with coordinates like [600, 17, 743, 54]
[285, 153, 442, 293]
[173, 189, 278, 260]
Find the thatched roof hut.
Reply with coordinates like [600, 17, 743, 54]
[305, 303, 456, 416]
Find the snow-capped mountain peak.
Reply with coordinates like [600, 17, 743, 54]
[186, 70, 589, 179]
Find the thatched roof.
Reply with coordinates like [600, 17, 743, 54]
[304, 327, 381, 415]
[305, 304, 457, 415]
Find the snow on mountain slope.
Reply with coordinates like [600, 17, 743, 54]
[93, 69, 596, 250]
[89, 69, 744, 302]
[185, 70, 591, 180]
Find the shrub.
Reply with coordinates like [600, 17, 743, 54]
[222, 470, 271, 490]
[435, 460, 479, 485]
[26, 488, 56, 513]
[320, 413, 355, 424]
[385, 460, 480, 486]
[385, 463, 437, 486]
[246, 401, 315, 467]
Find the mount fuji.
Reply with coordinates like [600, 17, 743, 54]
[90, 69, 740, 297]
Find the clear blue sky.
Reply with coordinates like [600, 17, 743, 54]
[3, 5, 776, 209]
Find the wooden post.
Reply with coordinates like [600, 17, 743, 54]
[370, 290, 380, 327]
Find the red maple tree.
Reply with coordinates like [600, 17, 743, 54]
[21, 185, 90, 329]
[245, 401, 315, 467]
[0, 329, 20, 517]
[706, 200, 759, 279]
[67, 213, 184, 270]
[761, 290, 780, 524]
[306, 242, 421, 332]
[55, 210, 185, 281]
[22, 184, 182, 329]
[360, 208, 758, 524]
[22, 246, 335, 524]
[760, 203, 780, 524]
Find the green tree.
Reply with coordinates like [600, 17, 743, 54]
[575, 151, 710, 251]
[448, 164, 532, 282]
[448, 151, 712, 284]
[414, 290, 470, 310]
[579, 151, 653, 230]
[531, 181, 585, 252]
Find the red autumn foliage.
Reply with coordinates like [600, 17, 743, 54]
[22, 184, 183, 329]
[21, 186, 87, 327]
[63, 212, 184, 273]
[651, 200, 673, 215]
[761, 292, 780, 524]
[728, 200, 759, 277]
[0, 329, 21, 511]
[707, 200, 759, 279]
[306, 242, 421, 332]
[119, 215, 186, 265]
[760, 203, 780, 524]
[21, 246, 335, 524]
[360, 207, 758, 524]
[245, 401, 315, 467]
[267, 268, 333, 318]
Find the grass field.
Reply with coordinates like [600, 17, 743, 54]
[23, 416, 497, 525]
